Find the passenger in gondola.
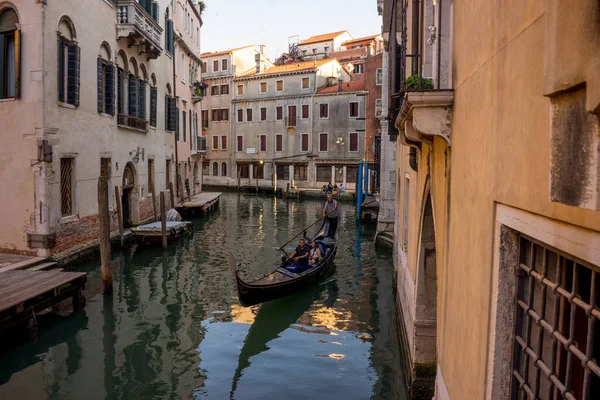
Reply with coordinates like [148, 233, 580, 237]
[326, 182, 333, 193]
[289, 239, 310, 267]
[308, 241, 322, 265]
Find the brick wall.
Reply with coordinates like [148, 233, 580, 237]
[52, 211, 119, 256]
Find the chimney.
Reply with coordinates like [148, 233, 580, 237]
[338, 77, 343, 92]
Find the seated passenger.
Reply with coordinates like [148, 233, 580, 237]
[289, 239, 310, 267]
[309, 241, 322, 265]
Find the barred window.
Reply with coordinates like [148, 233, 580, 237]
[60, 158, 74, 216]
[511, 236, 600, 399]
[148, 159, 154, 192]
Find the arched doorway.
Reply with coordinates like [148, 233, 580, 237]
[415, 193, 437, 367]
[122, 162, 137, 228]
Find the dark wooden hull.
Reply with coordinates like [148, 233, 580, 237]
[234, 244, 337, 307]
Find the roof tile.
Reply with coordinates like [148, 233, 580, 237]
[317, 81, 365, 94]
[299, 31, 350, 45]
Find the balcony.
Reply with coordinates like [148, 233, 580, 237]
[192, 84, 207, 104]
[118, 114, 149, 132]
[197, 136, 207, 152]
[115, 0, 163, 60]
[395, 90, 454, 146]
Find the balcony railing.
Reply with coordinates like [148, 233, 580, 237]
[118, 114, 149, 132]
[115, 0, 163, 60]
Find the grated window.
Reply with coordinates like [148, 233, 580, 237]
[60, 158, 74, 216]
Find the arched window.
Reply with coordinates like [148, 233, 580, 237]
[57, 16, 79, 106]
[0, 7, 20, 99]
[212, 162, 218, 176]
[138, 63, 148, 121]
[116, 51, 128, 116]
[164, 8, 173, 54]
[150, 73, 157, 127]
[221, 162, 227, 177]
[97, 42, 114, 115]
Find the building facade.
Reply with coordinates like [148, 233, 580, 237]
[297, 31, 353, 61]
[173, 0, 203, 198]
[0, 0, 185, 258]
[227, 59, 367, 190]
[199, 45, 265, 186]
[382, 0, 600, 399]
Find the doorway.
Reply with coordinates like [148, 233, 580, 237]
[122, 162, 136, 228]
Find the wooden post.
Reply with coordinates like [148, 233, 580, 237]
[178, 174, 185, 203]
[150, 183, 158, 222]
[169, 182, 175, 209]
[160, 191, 168, 250]
[99, 177, 113, 294]
[114, 186, 124, 247]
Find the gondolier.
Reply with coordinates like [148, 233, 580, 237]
[323, 194, 339, 238]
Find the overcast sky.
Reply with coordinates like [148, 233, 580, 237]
[200, 0, 381, 59]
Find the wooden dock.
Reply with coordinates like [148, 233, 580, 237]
[0, 269, 87, 334]
[177, 192, 221, 216]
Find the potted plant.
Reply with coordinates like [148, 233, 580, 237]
[193, 81, 208, 98]
[404, 74, 434, 90]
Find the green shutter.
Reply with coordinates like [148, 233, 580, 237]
[175, 106, 180, 141]
[66, 43, 80, 106]
[183, 111, 186, 142]
[128, 74, 137, 117]
[105, 64, 115, 116]
[117, 68, 124, 114]
[97, 59, 103, 113]
[0, 34, 6, 98]
[138, 79, 146, 119]
[150, 87, 157, 127]
[57, 36, 65, 102]
[165, 94, 169, 130]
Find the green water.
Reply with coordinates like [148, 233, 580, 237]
[0, 193, 409, 400]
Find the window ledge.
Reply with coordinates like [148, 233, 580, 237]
[60, 215, 79, 224]
[58, 101, 77, 110]
[117, 124, 148, 134]
[99, 112, 113, 118]
[0, 97, 17, 103]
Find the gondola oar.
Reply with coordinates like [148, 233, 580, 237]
[277, 210, 335, 251]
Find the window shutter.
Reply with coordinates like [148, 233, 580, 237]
[13, 29, 21, 99]
[57, 36, 65, 102]
[165, 94, 169, 130]
[138, 79, 146, 119]
[66, 43, 80, 106]
[128, 74, 137, 117]
[150, 87, 157, 127]
[0, 34, 6, 98]
[152, 3, 159, 22]
[105, 64, 115, 116]
[169, 97, 176, 131]
[175, 107, 180, 141]
[97, 59, 103, 113]
[117, 68, 124, 114]
[182, 111, 187, 142]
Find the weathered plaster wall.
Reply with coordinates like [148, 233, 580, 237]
[0, 2, 43, 254]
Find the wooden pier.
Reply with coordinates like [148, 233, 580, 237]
[0, 269, 87, 334]
[177, 192, 221, 217]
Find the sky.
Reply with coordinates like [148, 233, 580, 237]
[199, 0, 381, 59]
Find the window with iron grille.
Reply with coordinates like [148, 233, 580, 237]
[511, 236, 600, 400]
[147, 159, 154, 192]
[294, 165, 307, 181]
[316, 166, 330, 182]
[212, 162, 218, 176]
[221, 162, 227, 177]
[60, 158, 74, 216]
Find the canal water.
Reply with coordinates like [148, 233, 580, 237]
[0, 193, 409, 400]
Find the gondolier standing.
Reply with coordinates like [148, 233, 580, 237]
[323, 194, 339, 238]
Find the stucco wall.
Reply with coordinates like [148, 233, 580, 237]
[0, 2, 43, 253]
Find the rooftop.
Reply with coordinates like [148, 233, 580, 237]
[201, 45, 255, 58]
[299, 31, 351, 46]
[342, 34, 382, 47]
[237, 59, 334, 78]
[317, 80, 366, 94]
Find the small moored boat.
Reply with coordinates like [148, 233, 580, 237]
[230, 218, 338, 307]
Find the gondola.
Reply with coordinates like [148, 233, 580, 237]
[230, 217, 338, 307]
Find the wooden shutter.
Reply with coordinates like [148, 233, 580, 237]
[128, 74, 137, 117]
[182, 111, 186, 142]
[117, 68, 124, 114]
[105, 64, 115, 116]
[97, 59, 103, 113]
[138, 79, 146, 119]
[169, 97, 176, 131]
[152, 2, 159, 21]
[150, 87, 157, 127]
[66, 43, 80, 106]
[13, 29, 20, 99]
[175, 106, 180, 140]
[57, 36, 65, 102]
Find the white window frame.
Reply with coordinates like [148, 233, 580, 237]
[236, 135, 243, 152]
[301, 77, 310, 90]
[276, 80, 284, 92]
[319, 103, 329, 119]
[275, 134, 283, 152]
[259, 134, 267, 152]
[348, 132, 359, 153]
[300, 133, 310, 153]
[301, 104, 310, 120]
[319, 132, 328, 152]
[349, 101, 359, 118]
[260, 81, 268, 94]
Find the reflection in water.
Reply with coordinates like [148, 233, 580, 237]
[0, 193, 409, 400]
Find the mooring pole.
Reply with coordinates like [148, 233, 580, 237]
[160, 191, 168, 250]
[151, 183, 158, 222]
[364, 160, 369, 197]
[99, 177, 113, 294]
[357, 160, 364, 220]
[114, 185, 124, 247]
[169, 181, 175, 209]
